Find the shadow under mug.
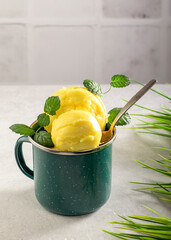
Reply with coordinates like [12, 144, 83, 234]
[14, 126, 116, 216]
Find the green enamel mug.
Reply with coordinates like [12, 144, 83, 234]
[14, 125, 116, 216]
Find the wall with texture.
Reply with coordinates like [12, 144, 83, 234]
[0, 0, 170, 85]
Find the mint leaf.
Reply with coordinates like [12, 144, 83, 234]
[10, 124, 35, 136]
[33, 131, 54, 148]
[31, 122, 41, 132]
[111, 75, 130, 88]
[83, 80, 102, 96]
[44, 96, 60, 116]
[37, 113, 50, 127]
[108, 107, 131, 126]
[32, 122, 44, 133]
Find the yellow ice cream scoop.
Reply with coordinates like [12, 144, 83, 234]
[51, 110, 102, 152]
[45, 86, 106, 132]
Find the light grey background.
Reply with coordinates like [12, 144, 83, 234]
[0, 0, 171, 85]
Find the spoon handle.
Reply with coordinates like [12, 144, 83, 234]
[110, 79, 157, 130]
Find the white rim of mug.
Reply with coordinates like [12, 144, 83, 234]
[28, 121, 116, 156]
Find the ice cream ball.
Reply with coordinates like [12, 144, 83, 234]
[51, 110, 102, 151]
[45, 86, 106, 133]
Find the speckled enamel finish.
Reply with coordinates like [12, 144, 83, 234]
[33, 144, 112, 215]
[15, 136, 113, 216]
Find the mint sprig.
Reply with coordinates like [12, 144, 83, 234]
[105, 107, 131, 130]
[10, 95, 61, 148]
[9, 124, 35, 136]
[83, 74, 130, 96]
[33, 131, 54, 148]
[44, 96, 60, 116]
[83, 80, 102, 96]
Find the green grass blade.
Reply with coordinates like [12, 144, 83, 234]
[160, 198, 171, 202]
[135, 160, 171, 177]
[162, 105, 171, 112]
[146, 158, 171, 168]
[157, 183, 170, 191]
[114, 226, 171, 235]
[131, 79, 171, 101]
[129, 216, 171, 225]
[103, 230, 160, 240]
[130, 182, 171, 186]
[157, 154, 171, 163]
[131, 114, 171, 123]
[133, 118, 171, 132]
[153, 147, 171, 152]
[143, 206, 171, 220]
[122, 100, 171, 116]
[132, 187, 171, 195]
[110, 221, 171, 230]
[114, 227, 171, 239]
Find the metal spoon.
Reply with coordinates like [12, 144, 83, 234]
[101, 79, 157, 143]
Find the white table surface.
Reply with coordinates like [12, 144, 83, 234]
[0, 84, 171, 240]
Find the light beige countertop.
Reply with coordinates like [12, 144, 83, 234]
[0, 84, 170, 240]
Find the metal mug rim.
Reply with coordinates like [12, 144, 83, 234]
[28, 121, 116, 156]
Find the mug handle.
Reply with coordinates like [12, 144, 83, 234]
[15, 136, 34, 180]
